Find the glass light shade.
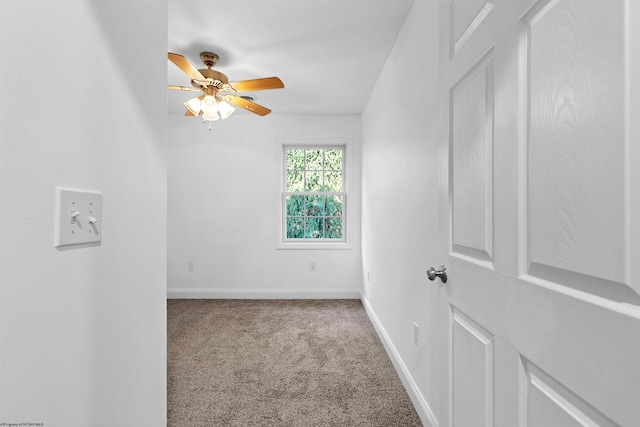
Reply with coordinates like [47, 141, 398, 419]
[200, 95, 219, 114]
[202, 111, 219, 121]
[184, 97, 202, 116]
[217, 101, 235, 119]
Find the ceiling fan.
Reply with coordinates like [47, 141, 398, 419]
[168, 51, 284, 122]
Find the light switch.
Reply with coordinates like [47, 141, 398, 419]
[55, 188, 103, 247]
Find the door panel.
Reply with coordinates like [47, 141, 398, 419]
[526, 0, 628, 288]
[521, 359, 617, 427]
[451, 52, 494, 262]
[438, 1, 640, 426]
[451, 0, 496, 55]
[451, 309, 494, 427]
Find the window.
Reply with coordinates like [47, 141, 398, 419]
[283, 146, 345, 242]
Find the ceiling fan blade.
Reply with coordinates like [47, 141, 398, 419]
[226, 95, 272, 116]
[185, 109, 196, 117]
[168, 85, 198, 92]
[228, 77, 284, 92]
[168, 52, 206, 81]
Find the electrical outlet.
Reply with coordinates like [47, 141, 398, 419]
[413, 322, 419, 345]
[187, 262, 194, 271]
[310, 262, 317, 271]
[367, 271, 371, 282]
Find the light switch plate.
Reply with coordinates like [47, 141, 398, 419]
[54, 188, 102, 247]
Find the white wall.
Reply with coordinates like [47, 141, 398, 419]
[360, 0, 441, 424]
[167, 114, 362, 298]
[0, 1, 167, 425]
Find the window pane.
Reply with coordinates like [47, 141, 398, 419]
[325, 149, 343, 170]
[283, 146, 345, 242]
[286, 149, 305, 170]
[305, 149, 324, 170]
[286, 171, 304, 192]
[305, 217, 323, 238]
[305, 171, 322, 191]
[324, 171, 343, 192]
[306, 195, 325, 216]
[324, 217, 343, 239]
[286, 195, 306, 216]
[325, 195, 343, 216]
[286, 217, 305, 238]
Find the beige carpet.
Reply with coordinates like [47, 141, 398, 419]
[167, 299, 423, 426]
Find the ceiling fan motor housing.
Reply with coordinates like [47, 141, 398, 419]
[192, 69, 229, 90]
[191, 52, 228, 90]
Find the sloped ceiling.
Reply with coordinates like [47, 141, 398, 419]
[168, 0, 414, 115]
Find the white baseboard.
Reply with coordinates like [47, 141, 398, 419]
[360, 293, 439, 427]
[167, 288, 361, 300]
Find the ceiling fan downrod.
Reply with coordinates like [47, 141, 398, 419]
[200, 52, 219, 69]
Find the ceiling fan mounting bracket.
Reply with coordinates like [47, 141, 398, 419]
[200, 51, 219, 68]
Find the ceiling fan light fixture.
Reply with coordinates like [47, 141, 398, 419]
[202, 111, 220, 122]
[201, 95, 219, 115]
[184, 97, 202, 116]
[218, 101, 235, 119]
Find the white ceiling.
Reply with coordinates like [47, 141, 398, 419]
[167, 0, 414, 116]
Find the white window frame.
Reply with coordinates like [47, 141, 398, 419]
[279, 141, 351, 249]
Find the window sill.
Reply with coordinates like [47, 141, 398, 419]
[277, 241, 352, 250]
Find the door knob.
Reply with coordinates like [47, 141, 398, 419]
[427, 265, 447, 283]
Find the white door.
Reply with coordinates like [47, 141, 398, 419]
[437, 0, 640, 426]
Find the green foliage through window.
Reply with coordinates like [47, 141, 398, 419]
[284, 147, 345, 240]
